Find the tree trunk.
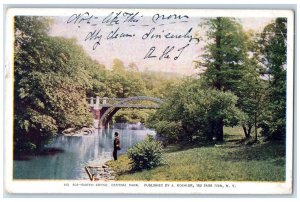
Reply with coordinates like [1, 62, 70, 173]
[215, 118, 224, 142]
[182, 124, 195, 143]
[207, 120, 214, 141]
[242, 124, 252, 139]
[213, 19, 224, 142]
[242, 125, 249, 138]
[215, 17, 222, 91]
[254, 112, 258, 142]
[247, 125, 252, 138]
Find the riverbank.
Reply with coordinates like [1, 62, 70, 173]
[14, 127, 152, 179]
[84, 164, 116, 181]
[106, 128, 286, 181]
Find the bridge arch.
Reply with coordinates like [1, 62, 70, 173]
[99, 96, 164, 128]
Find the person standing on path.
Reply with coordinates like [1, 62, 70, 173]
[113, 132, 121, 161]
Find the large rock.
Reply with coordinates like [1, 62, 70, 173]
[62, 128, 76, 134]
[81, 127, 94, 135]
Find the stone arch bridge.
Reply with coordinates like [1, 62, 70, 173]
[87, 96, 164, 128]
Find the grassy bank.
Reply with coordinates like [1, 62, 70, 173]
[106, 127, 285, 181]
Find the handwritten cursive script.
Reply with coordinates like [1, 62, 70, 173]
[144, 44, 190, 60]
[151, 13, 189, 24]
[66, 10, 201, 60]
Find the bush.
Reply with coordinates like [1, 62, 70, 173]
[127, 135, 163, 171]
[147, 121, 185, 144]
[146, 79, 241, 144]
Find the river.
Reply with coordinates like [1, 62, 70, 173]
[13, 126, 155, 180]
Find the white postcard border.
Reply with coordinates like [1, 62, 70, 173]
[4, 8, 295, 194]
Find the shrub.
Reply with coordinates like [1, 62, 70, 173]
[148, 121, 185, 144]
[146, 79, 241, 144]
[127, 135, 163, 171]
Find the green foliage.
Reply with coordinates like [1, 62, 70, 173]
[113, 109, 154, 124]
[85, 61, 111, 97]
[147, 121, 185, 144]
[112, 58, 126, 72]
[147, 79, 241, 144]
[14, 16, 93, 154]
[106, 155, 132, 176]
[86, 59, 147, 98]
[108, 128, 285, 181]
[140, 70, 182, 99]
[111, 70, 146, 98]
[195, 17, 250, 141]
[259, 18, 287, 140]
[236, 59, 267, 139]
[195, 17, 282, 141]
[86, 60, 182, 123]
[127, 135, 164, 171]
[198, 17, 248, 92]
[13, 15, 287, 157]
[14, 108, 57, 152]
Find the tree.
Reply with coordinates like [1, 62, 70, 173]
[112, 58, 125, 72]
[197, 17, 248, 141]
[259, 18, 287, 140]
[233, 30, 267, 140]
[128, 62, 139, 72]
[110, 59, 146, 98]
[14, 16, 93, 154]
[147, 79, 241, 144]
[141, 70, 182, 99]
[85, 59, 108, 98]
[14, 16, 56, 153]
[237, 60, 266, 140]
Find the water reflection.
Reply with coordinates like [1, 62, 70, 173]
[13, 127, 154, 179]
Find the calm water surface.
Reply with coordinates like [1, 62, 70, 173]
[13, 127, 154, 179]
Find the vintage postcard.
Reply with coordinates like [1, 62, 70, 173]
[4, 8, 294, 194]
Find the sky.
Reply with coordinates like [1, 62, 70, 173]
[49, 14, 274, 76]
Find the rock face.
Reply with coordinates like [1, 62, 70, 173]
[85, 164, 116, 181]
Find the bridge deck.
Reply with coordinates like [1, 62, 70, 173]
[90, 104, 159, 109]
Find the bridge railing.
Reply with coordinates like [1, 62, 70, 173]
[87, 96, 164, 109]
[87, 97, 124, 109]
